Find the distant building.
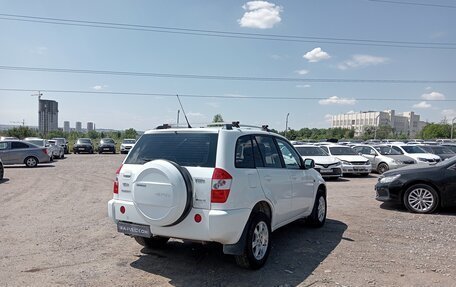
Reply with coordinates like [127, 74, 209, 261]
[331, 110, 427, 138]
[39, 99, 58, 135]
[63, 121, 70, 133]
[87, 122, 95, 132]
[75, 121, 82, 133]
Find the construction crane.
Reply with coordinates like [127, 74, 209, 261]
[31, 91, 43, 101]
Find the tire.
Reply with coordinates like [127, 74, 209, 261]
[235, 213, 271, 269]
[403, 184, 439, 214]
[134, 236, 169, 248]
[377, 163, 389, 174]
[306, 191, 327, 228]
[60, 152, 64, 159]
[25, 156, 38, 168]
[0, 163, 4, 180]
[113, 149, 116, 154]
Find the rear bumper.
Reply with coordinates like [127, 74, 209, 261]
[108, 199, 251, 244]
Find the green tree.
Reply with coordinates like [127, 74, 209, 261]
[212, 114, 224, 123]
[124, 128, 137, 139]
[6, 126, 38, 139]
[420, 123, 451, 139]
[87, 130, 99, 139]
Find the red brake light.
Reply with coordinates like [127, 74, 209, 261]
[42, 148, 48, 155]
[211, 168, 232, 203]
[113, 164, 123, 194]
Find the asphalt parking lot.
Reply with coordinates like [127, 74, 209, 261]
[0, 154, 455, 287]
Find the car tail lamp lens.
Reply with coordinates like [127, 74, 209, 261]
[113, 164, 123, 194]
[120, 206, 125, 214]
[42, 148, 48, 155]
[211, 168, 232, 203]
[194, 214, 202, 223]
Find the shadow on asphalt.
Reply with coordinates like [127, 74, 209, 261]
[380, 202, 456, 216]
[4, 165, 55, 169]
[130, 219, 347, 286]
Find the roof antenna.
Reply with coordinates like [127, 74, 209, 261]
[176, 94, 192, 128]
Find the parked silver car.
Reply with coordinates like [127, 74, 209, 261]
[352, 144, 416, 174]
[24, 138, 63, 160]
[47, 140, 65, 159]
[0, 140, 51, 167]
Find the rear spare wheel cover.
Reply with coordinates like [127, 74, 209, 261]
[132, 159, 192, 227]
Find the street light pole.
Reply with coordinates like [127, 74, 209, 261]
[374, 114, 381, 140]
[285, 113, 290, 139]
[451, 117, 456, 140]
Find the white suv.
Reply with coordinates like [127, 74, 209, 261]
[108, 124, 327, 269]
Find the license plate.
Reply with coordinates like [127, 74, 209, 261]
[104, 148, 110, 150]
[117, 221, 151, 238]
[320, 169, 332, 173]
[80, 148, 85, 150]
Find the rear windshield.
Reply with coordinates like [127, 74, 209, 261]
[295, 146, 328, 156]
[125, 132, 218, 167]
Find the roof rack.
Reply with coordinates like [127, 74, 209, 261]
[206, 122, 270, 132]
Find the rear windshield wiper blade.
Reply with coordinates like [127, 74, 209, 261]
[138, 158, 155, 163]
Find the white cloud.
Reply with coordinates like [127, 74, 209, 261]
[442, 109, 456, 119]
[93, 84, 108, 90]
[295, 84, 311, 88]
[206, 102, 220, 108]
[303, 47, 331, 63]
[319, 96, 357, 105]
[324, 114, 333, 124]
[338, 54, 388, 70]
[421, 91, 445, 100]
[347, 110, 356, 114]
[30, 46, 48, 55]
[238, 1, 283, 29]
[425, 86, 432, 90]
[413, 101, 432, 109]
[296, 69, 309, 75]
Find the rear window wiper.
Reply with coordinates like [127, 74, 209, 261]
[138, 157, 155, 163]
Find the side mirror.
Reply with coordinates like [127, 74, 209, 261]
[303, 158, 315, 169]
[45, 144, 50, 147]
[358, 152, 363, 156]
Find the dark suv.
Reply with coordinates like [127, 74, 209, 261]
[73, 138, 94, 154]
[98, 138, 116, 154]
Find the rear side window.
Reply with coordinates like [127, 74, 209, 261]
[11, 142, 29, 149]
[125, 133, 218, 167]
[235, 136, 255, 168]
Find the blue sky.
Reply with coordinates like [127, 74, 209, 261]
[0, 0, 455, 131]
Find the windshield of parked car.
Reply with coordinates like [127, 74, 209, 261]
[295, 146, 328, 156]
[431, 146, 455, 154]
[401, 145, 426, 154]
[125, 132, 218, 167]
[101, 138, 115, 144]
[329, 146, 358, 155]
[26, 140, 45, 146]
[123, 139, 136, 144]
[77, 139, 91, 144]
[373, 146, 401, 155]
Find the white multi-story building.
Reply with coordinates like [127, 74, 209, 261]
[331, 110, 427, 137]
[75, 121, 82, 133]
[63, 121, 70, 133]
[87, 122, 95, 132]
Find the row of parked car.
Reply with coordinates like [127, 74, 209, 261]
[290, 141, 456, 179]
[0, 136, 137, 170]
[73, 138, 136, 154]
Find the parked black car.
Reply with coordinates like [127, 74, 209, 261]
[98, 138, 116, 154]
[73, 138, 94, 154]
[375, 157, 456, 213]
[419, 145, 455, 161]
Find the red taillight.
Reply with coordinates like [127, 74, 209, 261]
[211, 168, 232, 203]
[42, 148, 48, 155]
[113, 164, 123, 194]
[194, 214, 202, 223]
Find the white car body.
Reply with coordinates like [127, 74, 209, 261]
[389, 144, 441, 164]
[294, 145, 342, 178]
[120, 139, 136, 154]
[318, 144, 372, 175]
[108, 126, 326, 268]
